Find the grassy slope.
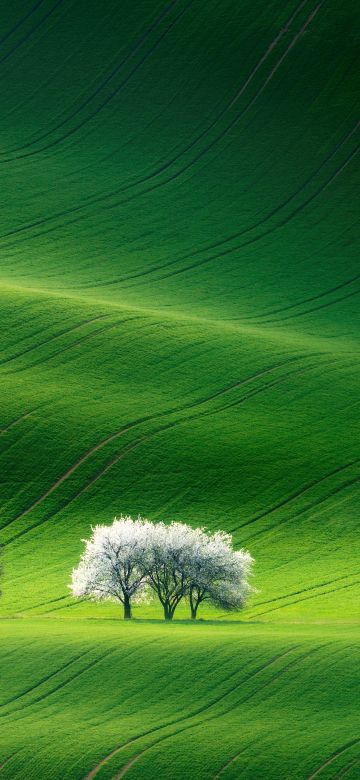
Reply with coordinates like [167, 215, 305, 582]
[1, 620, 360, 780]
[0, 0, 359, 777]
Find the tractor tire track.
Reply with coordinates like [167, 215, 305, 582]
[2, 0, 191, 161]
[13, 594, 68, 614]
[283, 473, 360, 524]
[4, 357, 318, 543]
[3, 316, 142, 376]
[101, 120, 358, 289]
[101, 0, 314, 208]
[213, 747, 249, 778]
[260, 284, 360, 325]
[0, 1, 325, 248]
[105, 2, 326, 217]
[233, 456, 360, 533]
[0, 411, 35, 435]
[1, 0, 305, 162]
[3, 648, 116, 723]
[1, 355, 306, 535]
[18, 357, 317, 534]
[2, 358, 321, 544]
[84, 647, 297, 780]
[0, 0, 181, 151]
[334, 758, 360, 779]
[0, 648, 93, 712]
[113, 647, 318, 779]
[120, 136, 359, 290]
[252, 465, 360, 541]
[0, 314, 109, 368]
[0, 0, 66, 70]
[242, 271, 360, 322]
[251, 570, 360, 609]
[0, 0, 46, 48]
[0, 753, 17, 773]
[0, 3, 116, 125]
[253, 579, 360, 617]
[306, 738, 360, 780]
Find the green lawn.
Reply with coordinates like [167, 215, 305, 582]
[0, 0, 359, 777]
[1, 619, 359, 780]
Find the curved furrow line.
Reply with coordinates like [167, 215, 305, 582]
[13, 594, 69, 614]
[0, 1, 324, 247]
[334, 758, 360, 779]
[245, 469, 360, 547]
[9, 359, 318, 541]
[0, 213, 101, 259]
[0, 0, 46, 47]
[97, 0, 314, 206]
[113, 647, 319, 779]
[0, 314, 109, 368]
[3, 358, 326, 545]
[0, 3, 117, 125]
[0, 355, 305, 534]
[306, 738, 360, 780]
[113, 747, 150, 779]
[246, 476, 360, 542]
[243, 272, 360, 322]
[66, 0, 304, 184]
[0, 649, 93, 712]
[236, 646, 323, 708]
[2, 315, 142, 376]
[84, 664, 249, 779]
[118, 136, 360, 292]
[1, 0, 183, 156]
[142, 149, 360, 292]
[1, 28, 134, 130]
[91, 120, 359, 290]
[260, 284, 360, 325]
[65, 82, 184, 180]
[84, 648, 297, 780]
[3, 648, 116, 724]
[283, 473, 360, 524]
[2, 639, 157, 719]
[104, 1, 325, 215]
[0, 753, 17, 773]
[29, 598, 83, 615]
[2, 0, 191, 161]
[0, 316, 65, 353]
[207, 359, 327, 417]
[1, 0, 308, 181]
[249, 570, 360, 609]
[76, 360, 317, 488]
[243, 471, 360, 543]
[0, 0, 66, 71]
[213, 747, 250, 779]
[3, 358, 319, 544]
[233, 456, 360, 533]
[253, 580, 360, 617]
[0, 410, 35, 436]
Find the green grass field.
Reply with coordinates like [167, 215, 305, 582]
[0, 1, 359, 777]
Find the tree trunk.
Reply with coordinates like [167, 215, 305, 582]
[163, 603, 172, 621]
[189, 588, 198, 619]
[123, 594, 132, 620]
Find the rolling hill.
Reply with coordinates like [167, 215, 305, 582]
[0, 1, 359, 778]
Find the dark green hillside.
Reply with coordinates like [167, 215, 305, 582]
[0, 1, 359, 777]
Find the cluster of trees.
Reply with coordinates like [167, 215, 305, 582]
[70, 516, 254, 620]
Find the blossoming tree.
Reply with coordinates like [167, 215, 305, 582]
[70, 515, 151, 619]
[185, 529, 253, 619]
[70, 516, 254, 621]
